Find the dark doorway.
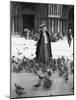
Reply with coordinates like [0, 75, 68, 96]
[23, 14, 34, 31]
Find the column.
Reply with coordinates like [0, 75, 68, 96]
[60, 5, 62, 16]
[57, 5, 59, 15]
[60, 20, 62, 36]
[48, 19, 50, 34]
[52, 19, 54, 33]
[12, 16, 14, 34]
[48, 4, 50, 15]
[58, 19, 60, 32]
[51, 4, 53, 15]
[53, 4, 54, 15]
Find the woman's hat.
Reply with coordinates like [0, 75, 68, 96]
[39, 22, 46, 28]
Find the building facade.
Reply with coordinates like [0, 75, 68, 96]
[10, 2, 74, 37]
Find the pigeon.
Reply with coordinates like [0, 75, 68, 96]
[15, 83, 24, 90]
[11, 57, 19, 64]
[65, 76, 68, 82]
[37, 74, 44, 80]
[15, 89, 26, 96]
[33, 70, 37, 75]
[15, 83, 26, 96]
[33, 71, 44, 80]
[50, 94, 53, 96]
[43, 79, 52, 88]
[59, 70, 64, 76]
[64, 72, 68, 82]
[12, 56, 15, 58]
[33, 81, 41, 88]
[71, 87, 74, 92]
[47, 71, 52, 76]
[17, 51, 22, 55]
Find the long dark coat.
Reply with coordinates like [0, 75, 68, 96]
[36, 31, 52, 63]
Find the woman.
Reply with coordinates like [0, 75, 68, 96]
[36, 22, 52, 64]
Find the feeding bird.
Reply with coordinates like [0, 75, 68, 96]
[15, 83, 24, 90]
[33, 80, 41, 88]
[47, 71, 52, 76]
[43, 78, 52, 89]
[71, 87, 74, 92]
[17, 51, 22, 55]
[37, 74, 44, 80]
[15, 83, 26, 96]
[64, 72, 68, 82]
[34, 71, 44, 80]
[15, 89, 26, 96]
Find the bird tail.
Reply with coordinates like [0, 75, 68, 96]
[15, 83, 17, 88]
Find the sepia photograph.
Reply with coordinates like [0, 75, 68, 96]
[10, 1, 74, 99]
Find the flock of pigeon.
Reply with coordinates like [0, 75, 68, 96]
[11, 51, 73, 97]
[14, 59, 73, 97]
[14, 70, 53, 96]
[11, 37, 73, 97]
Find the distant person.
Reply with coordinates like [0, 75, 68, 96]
[24, 28, 30, 39]
[36, 22, 52, 64]
[68, 28, 72, 47]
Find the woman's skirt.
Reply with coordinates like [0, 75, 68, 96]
[38, 43, 50, 64]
